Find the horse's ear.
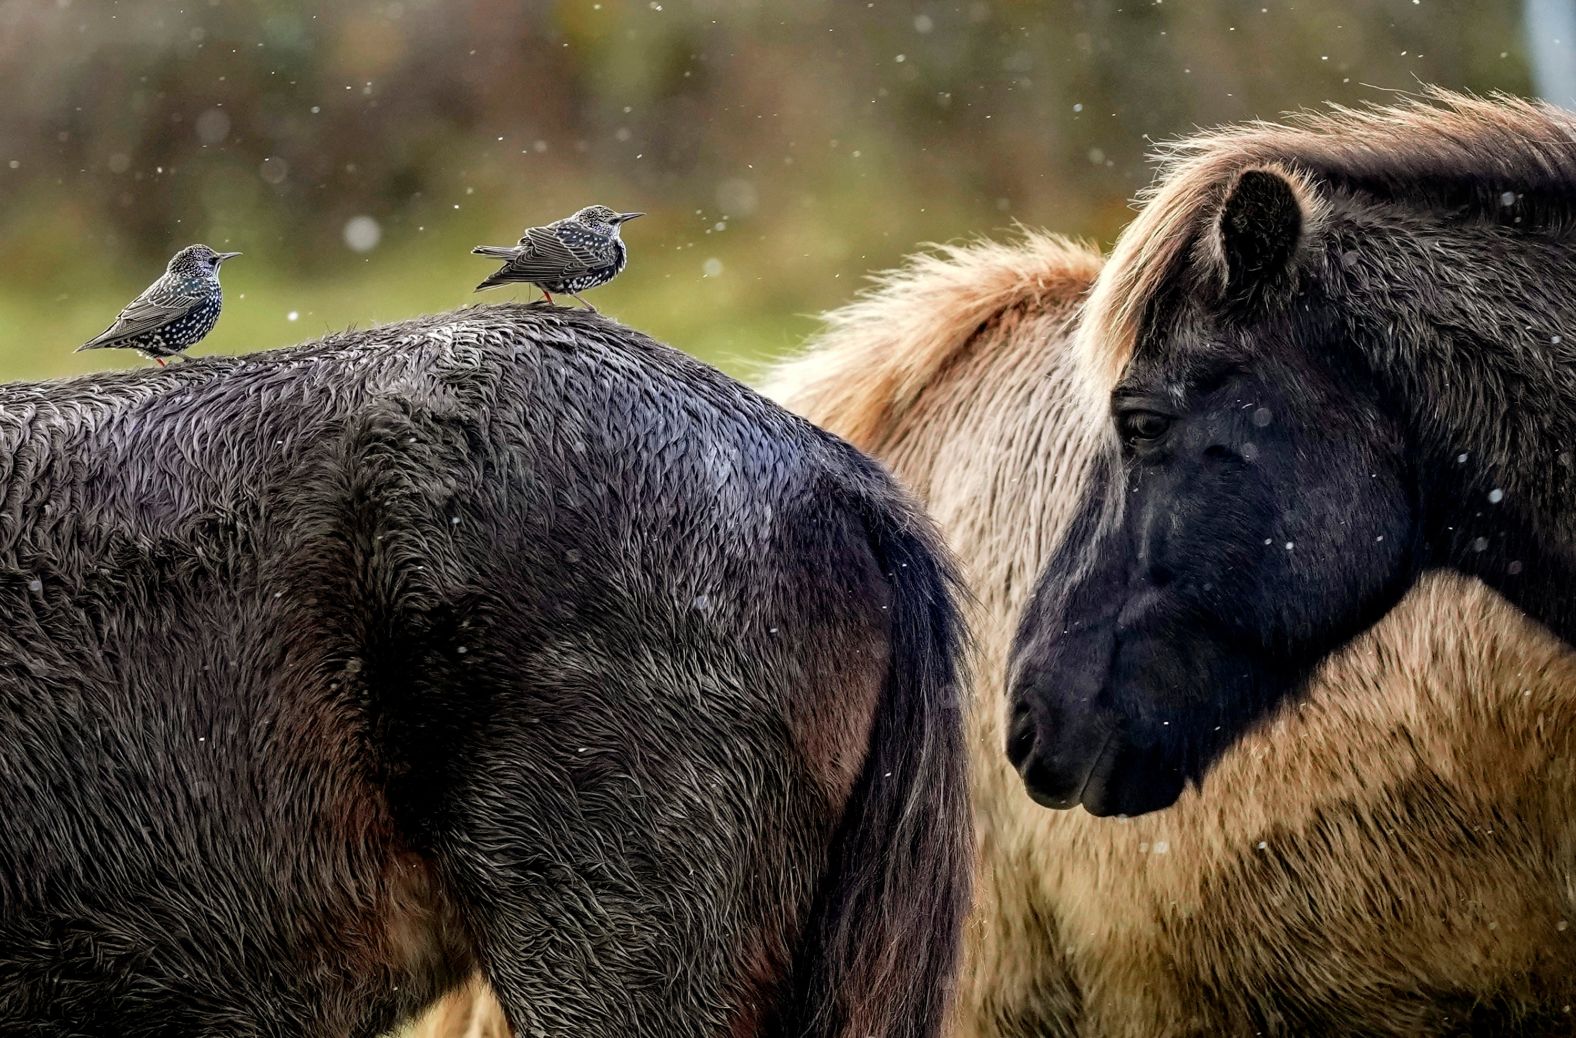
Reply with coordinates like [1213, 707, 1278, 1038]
[1211, 166, 1309, 302]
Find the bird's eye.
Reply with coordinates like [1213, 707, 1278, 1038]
[1117, 410, 1173, 446]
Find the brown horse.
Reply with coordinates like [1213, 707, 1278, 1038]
[768, 230, 1576, 1035]
[0, 304, 970, 1038]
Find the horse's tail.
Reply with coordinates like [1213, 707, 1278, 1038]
[776, 479, 972, 1038]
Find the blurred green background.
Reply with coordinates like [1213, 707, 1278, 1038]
[0, 0, 1554, 381]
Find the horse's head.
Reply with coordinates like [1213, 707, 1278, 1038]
[1008, 163, 1426, 817]
[1009, 88, 1576, 816]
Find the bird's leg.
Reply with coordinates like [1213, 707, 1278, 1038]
[570, 292, 598, 312]
[540, 290, 554, 306]
[155, 358, 167, 367]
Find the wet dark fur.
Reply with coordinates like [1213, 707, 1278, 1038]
[1010, 96, 1576, 818]
[0, 303, 970, 1037]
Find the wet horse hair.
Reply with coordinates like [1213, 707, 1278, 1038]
[0, 303, 970, 1038]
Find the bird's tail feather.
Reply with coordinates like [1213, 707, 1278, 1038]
[470, 245, 519, 259]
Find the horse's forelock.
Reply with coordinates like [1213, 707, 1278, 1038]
[1076, 87, 1576, 396]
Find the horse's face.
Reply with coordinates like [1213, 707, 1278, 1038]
[1008, 168, 1420, 816]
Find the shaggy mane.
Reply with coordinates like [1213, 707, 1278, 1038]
[762, 231, 1101, 449]
[1078, 88, 1576, 389]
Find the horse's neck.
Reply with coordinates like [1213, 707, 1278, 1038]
[883, 327, 1100, 612]
[1399, 253, 1576, 644]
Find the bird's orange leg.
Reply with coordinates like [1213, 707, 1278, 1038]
[156, 358, 167, 367]
[542, 290, 554, 305]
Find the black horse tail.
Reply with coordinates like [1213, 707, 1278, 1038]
[776, 479, 973, 1038]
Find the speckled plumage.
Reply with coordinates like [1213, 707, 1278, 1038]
[76, 243, 240, 365]
[471, 204, 642, 307]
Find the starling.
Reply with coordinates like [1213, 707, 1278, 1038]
[471, 205, 643, 308]
[76, 244, 241, 366]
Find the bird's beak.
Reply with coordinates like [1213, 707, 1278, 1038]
[616, 212, 645, 224]
[216, 252, 242, 263]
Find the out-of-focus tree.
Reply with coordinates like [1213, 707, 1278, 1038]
[0, 1, 1538, 377]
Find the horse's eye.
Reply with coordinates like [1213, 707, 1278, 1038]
[1118, 410, 1172, 446]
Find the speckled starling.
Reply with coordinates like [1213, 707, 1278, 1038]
[471, 205, 643, 308]
[76, 244, 241, 366]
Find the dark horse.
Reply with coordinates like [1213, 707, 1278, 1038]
[0, 303, 969, 1037]
[1009, 91, 1576, 817]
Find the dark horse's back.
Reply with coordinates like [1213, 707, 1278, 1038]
[0, 304, 968, 1038]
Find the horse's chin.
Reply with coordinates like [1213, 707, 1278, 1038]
[1015, 731, 1187, 817]
[1074, 744, 1187, 817]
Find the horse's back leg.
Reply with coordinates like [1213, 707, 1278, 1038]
[416, 672, 827, 1038]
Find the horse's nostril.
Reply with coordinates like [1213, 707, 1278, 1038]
[1006, 707, 1037, 767]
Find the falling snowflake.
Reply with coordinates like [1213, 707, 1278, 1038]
[343, 215, 381, 252]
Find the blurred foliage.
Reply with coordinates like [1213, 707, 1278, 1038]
[0, 0, 1535, 380]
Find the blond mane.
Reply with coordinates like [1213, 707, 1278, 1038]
[1078, 88, 1576, 389]
[762, 230, 1101, 450]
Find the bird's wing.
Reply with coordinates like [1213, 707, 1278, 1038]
[77, 276, 202, 350]
[497, 223, 602, 279]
